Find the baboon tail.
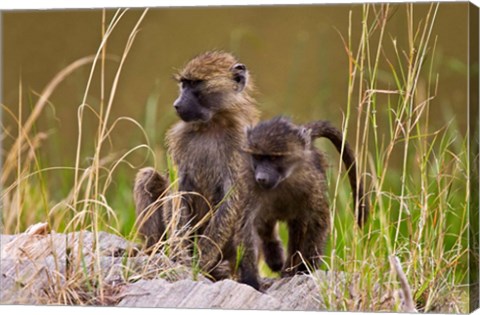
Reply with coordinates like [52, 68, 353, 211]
[304, 120, 368, 226]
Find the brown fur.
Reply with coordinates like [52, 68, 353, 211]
[133, 51, 260, 289]
[238, 117, 368, 284]
[133, 167, 168, 248]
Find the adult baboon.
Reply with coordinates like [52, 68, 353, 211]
[134, 51, 261, 289]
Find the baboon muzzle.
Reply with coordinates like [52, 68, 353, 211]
[255, 172, 276, 190]
[173, 97, 201, 122]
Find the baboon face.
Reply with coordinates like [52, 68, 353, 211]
[250, 154, 293, 190]
[246, 117, 310, 190]
[173, 78, 213, 122]
[173, 51, 249, 123]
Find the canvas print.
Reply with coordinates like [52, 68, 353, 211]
[1, 2, 478, 313]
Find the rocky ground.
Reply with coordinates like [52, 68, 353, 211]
[1, 224, 421, 311]
[0, 225, 328, 310]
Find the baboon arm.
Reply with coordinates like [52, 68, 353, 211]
[237, 200, 261, 290]
[162, 197, 191, 239]
[197, 196, 239, 270]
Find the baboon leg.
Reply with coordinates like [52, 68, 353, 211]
[298, 195, 330, 273]
[161, 197, 194, 263]
[134, 167, 168, 248]
[162, 196, 191, 236]
[238, 241, 260, 290]
[205, 238, 235, 282]
[283, 212, 329, 276]
[162, 175, 197, 256]
[236, 212, 260, 291]
[165, 173, 197, 231]
[297, 217, 328, 274]
[161, 184, 198, 261]
[282, 219, 306, 277]
[257, 218, 284, 272]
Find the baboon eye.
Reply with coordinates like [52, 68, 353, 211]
[252, 154, 263, 161]
[267, 156, 278, 162]
[252, 154, 279, 162]
[181, 79, 203, 89]
[191, 80, 203, 86]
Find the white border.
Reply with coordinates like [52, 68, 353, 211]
[0, 1, 478, 315]
[0, 0, 478, 10]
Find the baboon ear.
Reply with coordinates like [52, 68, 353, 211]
[231, 63, 248, 92]
[298, 127, 311, 148]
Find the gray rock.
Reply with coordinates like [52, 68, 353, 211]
[267, 272, 326, 310]
[1, 231, 327, 310]
[117, 272, 328, 310]
[118, 278, 283, 310]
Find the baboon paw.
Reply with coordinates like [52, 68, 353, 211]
[266, 258, 284, 273]
[263, 242, 285, 272]
[240, 274, 261, 291]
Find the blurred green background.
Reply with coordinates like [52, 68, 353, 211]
[3, 3, 469, 156]
[1, 3, 471, 236]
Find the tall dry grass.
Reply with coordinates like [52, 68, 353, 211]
[1, 9, 224, 304]
[1, 9, 159, 305]
[312, 3, 469, 312]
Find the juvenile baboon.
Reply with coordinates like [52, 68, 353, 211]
[133, 51, 260, 289]
[238, 116, 368, 283]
